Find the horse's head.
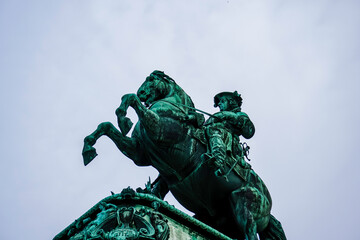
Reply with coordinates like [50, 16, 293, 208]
[137, 70, 174, 107]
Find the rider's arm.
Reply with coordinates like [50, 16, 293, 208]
[235, 112, 255, 139]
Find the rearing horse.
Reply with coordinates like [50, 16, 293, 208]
[82, 71, 286, 240]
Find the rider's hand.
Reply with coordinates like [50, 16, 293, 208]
[214, 111, 237, 121]
[185, 115, 196, 121]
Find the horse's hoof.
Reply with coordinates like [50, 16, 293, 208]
[82, 144, 98, 166]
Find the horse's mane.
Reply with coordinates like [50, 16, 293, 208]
[150, 70, 195, 113]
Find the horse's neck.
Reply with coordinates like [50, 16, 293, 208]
[164, 85, 193, 113]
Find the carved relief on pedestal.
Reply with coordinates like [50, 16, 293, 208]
[69, 201, 169, 240]
[55, 188, 237, 240]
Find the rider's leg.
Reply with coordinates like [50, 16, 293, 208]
[205, 127, 227, 176]
[209, 132, 226, 175]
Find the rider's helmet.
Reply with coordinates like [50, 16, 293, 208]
[214, 91, 243, 111]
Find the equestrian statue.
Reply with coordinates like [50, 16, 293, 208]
[82, 70, 286, 240]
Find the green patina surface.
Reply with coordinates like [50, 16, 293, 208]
[80, 71, 286, 240]
[54, 188, 234, 240]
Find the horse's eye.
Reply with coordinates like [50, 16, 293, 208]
[146, 76, 155, 82]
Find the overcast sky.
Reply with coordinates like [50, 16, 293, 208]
[1, 1, 359, 239]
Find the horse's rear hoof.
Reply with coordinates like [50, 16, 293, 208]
[82, 144, 98, 166]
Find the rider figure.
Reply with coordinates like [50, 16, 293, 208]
[203, 91, 255, 177]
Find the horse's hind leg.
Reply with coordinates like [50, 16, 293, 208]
[229, 186, 271, 240]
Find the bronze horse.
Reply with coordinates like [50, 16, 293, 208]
[82, 71, 286, 240]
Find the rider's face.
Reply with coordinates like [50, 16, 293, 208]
[218, 98, 229, 111]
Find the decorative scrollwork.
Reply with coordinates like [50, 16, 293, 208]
[69, 202, 169, 240]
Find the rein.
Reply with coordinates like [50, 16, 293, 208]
[151, 99, 188, 115]
[151, 99, 222, 120]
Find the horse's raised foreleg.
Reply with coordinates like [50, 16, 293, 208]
[116, 93, 161, 138]
[83, 122, 145, 166]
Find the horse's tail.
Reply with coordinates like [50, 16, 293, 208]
[259, 214, 287, 240]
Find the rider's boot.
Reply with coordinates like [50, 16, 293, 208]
[208, 133, 227, 176]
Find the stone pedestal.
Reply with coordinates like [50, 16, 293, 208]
[54, 187, 233, 240]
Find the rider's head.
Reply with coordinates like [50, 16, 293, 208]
[214, 91, 242, 111]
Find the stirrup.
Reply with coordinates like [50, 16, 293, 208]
[215, 168, 224, 177]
